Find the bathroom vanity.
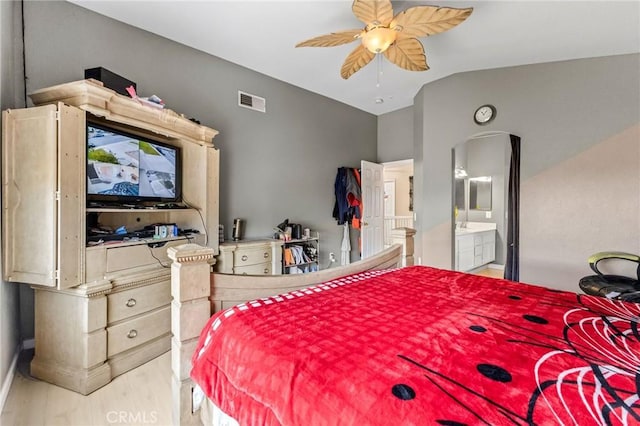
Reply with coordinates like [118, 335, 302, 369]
[454, 222, 496, 272]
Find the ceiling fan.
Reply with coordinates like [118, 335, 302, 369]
[296, 0, 473, 79]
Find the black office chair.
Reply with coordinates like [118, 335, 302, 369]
[579, 252, 640, 302]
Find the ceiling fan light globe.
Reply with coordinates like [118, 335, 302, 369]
[361, 27, 397, 53]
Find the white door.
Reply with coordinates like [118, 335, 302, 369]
[361, 160, 384, 258]
[383, 180, 395, 217]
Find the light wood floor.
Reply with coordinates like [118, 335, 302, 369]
[474, 267, 504, 279]
[1, 350, 172, 426]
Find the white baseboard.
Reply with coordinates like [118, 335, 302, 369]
[488, 263, 505, 270]
[0, 343, 21, 413]
[22, 338, 34, 350]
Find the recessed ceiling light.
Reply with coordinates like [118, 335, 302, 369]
[375, 97, 384, 104]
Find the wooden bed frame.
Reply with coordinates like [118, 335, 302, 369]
[166, 228, 415, 425]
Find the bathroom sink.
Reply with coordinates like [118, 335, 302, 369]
[455, 222, 497, 235]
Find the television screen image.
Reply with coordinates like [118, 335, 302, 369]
[87, 124, 180, 202]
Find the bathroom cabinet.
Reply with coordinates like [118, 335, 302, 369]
[455, 229, 495, 272]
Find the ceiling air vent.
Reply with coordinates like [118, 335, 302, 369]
[238, 91, 266, 113]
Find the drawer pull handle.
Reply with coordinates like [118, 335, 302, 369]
[126, 298, 137, 308]
[127, 329, 138, 339]
[263, 252, 269, 258]
[241, 255, 248, 261]
[264, 268, 269, 274]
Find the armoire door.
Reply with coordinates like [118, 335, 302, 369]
[2, 103, 84, 288]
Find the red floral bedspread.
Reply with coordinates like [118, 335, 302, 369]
[191, 266, 640, 425]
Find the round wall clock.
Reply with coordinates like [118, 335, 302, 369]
[474, 104, 496, 125]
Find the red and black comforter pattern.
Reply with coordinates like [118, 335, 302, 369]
[191, 266, 640, 425]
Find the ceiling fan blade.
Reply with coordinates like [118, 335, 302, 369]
[296, 29, 362, 48]
[392, 6, 473, 39]
[352, 0, 394, 26]
[340, 44, 376, 79]
[383, 38, 429, 72]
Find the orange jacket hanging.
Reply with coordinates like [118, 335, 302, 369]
[351, 168, 362, 230]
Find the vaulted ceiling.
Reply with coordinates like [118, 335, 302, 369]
[70, 1, 640, 115]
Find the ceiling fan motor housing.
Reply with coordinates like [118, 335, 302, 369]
[361, 26, 397, 53]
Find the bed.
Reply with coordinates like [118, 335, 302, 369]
[168, 241, 640, 425]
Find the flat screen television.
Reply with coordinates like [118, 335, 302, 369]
[86, 122, 181, 205]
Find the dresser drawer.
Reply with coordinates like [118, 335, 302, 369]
[107, 280, 171, 324]
[107, 305, 170, 357]
[234, 262, 272, 275]
[234, 247, 271, 267]
[105, 239, 186, 273]
[215, 240, 282, 275]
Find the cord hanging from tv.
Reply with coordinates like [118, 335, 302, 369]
[86, 121, 181, 206]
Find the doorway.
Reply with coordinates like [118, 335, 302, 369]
[360, 159, 416, 260]
[452, 133, 520, 280]
[382, 159, 414, 247]
[452, 134, 507, 276]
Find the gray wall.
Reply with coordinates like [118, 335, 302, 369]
[377, 104, 419, 258]
[0, 0, 23, 406]
[377, 106, 413, 162]
[410, 54, 640, 291]
[17, 1, 377, 338]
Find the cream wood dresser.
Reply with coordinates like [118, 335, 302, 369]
[1, 79, 219, 394]
[215, 239, 284, 275]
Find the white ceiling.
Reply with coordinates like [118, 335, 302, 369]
[70, 1, 640, 116]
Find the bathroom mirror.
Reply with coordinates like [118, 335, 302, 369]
[469, 176, 492, 211]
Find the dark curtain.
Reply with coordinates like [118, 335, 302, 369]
[504, 134, 521, 281]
